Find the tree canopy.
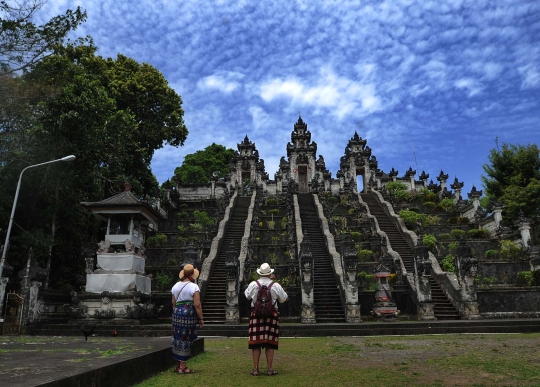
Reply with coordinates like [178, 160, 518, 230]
[482, 141, 540, 230]
[0, 41, 188, 289]
[1, 0, 87, 74]
[174, 143, 235, 184]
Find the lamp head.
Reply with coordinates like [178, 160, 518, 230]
[61, 155, 76, 162]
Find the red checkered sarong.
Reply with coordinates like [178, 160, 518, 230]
[248, 308, 280, 349]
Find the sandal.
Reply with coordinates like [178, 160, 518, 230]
[267, 369, 278, 376]
[250, 368, 260, 376]
[175, 367, 195, 374]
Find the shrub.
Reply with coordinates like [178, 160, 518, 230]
[179, 203, 188, 208]
[269, 208, 280, 216]
[395, 190, 411, 203]
[516, 271, 534, 287]
[350, 231, 362, 242]
[439, 233, 451, 241]
[266, 198, 278, 205]
[358, 271, 377, 291]
[484, 249, 498, 260]
[267, 220, 275, 230]
[177, 225, 187, 232]
[423, 201, 436, 210]
[441, 254, 455, 273]
[269, 253, 278, 265]
[328, 196, 339, 204]
[451, 229, 466, 239]
[281, 217, 288, 229]
[408, 207, 420, 213]
[177, 236, 187, 244]
[467, 229, 490, 239]
[150, 234, 168, 246]
[357, 249, 373, 262]
[425, 215, 441, 226]
[422, 192, 439, 203]
[448, 242, 458, 252]
[177, 211, 189, 218]
[439, 198, 455, 212]
[386, 181, 408, 193]
[458, 217, 470, 224]
[190, 222, 204, 231]
[155, 273, 173, 292]
[399, 210, 422, 229]
[166, 258, 178, 266]
[447, 217, 458, 224]
[475, 275, 497, 287]
[348, 208, 356, 215]
[499, 240, 522, 260]
[423, 234, 437, 253]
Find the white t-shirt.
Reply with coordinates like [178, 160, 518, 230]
[171, 281, 200, 302]
[244, 276, 288, 310]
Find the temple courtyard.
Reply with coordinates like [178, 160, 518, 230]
[2, 331, 540, 387]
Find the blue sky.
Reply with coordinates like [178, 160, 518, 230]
[38, 0, 540, 198]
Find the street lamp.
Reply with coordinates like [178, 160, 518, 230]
[0, 155, 76, 279]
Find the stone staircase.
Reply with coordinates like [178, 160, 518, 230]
[297, 194, 346, 322]
[203, 196, 251, 324]
[360, 193, 460, 320]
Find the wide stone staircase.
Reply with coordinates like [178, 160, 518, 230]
[360, 193, 460, 320]
[203, 196, 251, 324]
[297, 194, 346, 322]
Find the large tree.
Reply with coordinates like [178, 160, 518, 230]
[482, 141, 540, 232]
[1, 0, 87, 74]
[173, 143, 235, 184]
[0, 43, 188, 288]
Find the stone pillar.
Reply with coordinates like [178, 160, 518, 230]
[389, 168, 398, 182]
[405, 167, 416, 191]
[0, 277, 9, 316]
[224, 241, 240, 324]
[454, 239, 481, 319]
[299, 235, 316, 323]
[492, 203, 503, 229]
[341, 234, 361, 323]
[414, 237, 436, 321]
[419, 171, 429, 189]
[436, 170, 448, 199]
[450, 177, 464, 203]
[26, 281, 42, 324]
[468, 186, 483, 211]
[515, 211, 532, 249]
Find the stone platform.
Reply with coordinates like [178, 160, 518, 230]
[26, 317, 540, 338]
[0, 336, 204, 387]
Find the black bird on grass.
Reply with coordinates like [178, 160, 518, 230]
[81, 324, 96, 342]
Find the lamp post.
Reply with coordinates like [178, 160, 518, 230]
[0, 155, 76, 280]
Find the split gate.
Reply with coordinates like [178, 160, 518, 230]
[2, 292, 24, 335]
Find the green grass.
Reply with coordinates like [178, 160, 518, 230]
[136, 334, 540, 387]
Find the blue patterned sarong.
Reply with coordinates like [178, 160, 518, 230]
[172, 302, 198, 361]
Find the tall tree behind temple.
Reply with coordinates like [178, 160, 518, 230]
[482, 141, 540, 238]
[0, 43, 188, 289]
[173, 143, 235, 184]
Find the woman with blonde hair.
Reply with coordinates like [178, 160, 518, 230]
[171, 264, 203, 374]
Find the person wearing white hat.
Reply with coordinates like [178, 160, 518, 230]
[244, 262, 288, 376]
[171, 264, 203, 374]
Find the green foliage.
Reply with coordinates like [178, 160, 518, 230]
[358, 271, 377, 290]
[441, 254, 455, 273]
[451, 229, 466, 239]
[166, 258, 178, 266]
[475, 275, 497, 287]
[425, 215, 441, 226]
[448, 242, 458, 252]
[398, 210, 426, 229]
[350, 231, 362, 242]
[357, 249, 373, 262]
[467, 228, 490, 239]
[174, 143, 235, 184]
[0, 2, 87, 74]
[189, 222, 204, 231]
[154, 273, 173, 292]
[516, 271, 535, 287]
[146, 233, 167, 247]
[266, 198, 278, 205]
[177, 211, 189, 218]
[499, 240, 522, 260]
[423, 234, 437, 253]
[348, 208, 355, 215]
[482, 141, 540, 226]
[267, 220, 275, 230]
[385, 181, 408, 193]
[395, 190, 411, 203]
[423, 201, 436, 210]
[328, 196, 338, 204]
[193, 210, 214, 228]
[269, 253, 278, 265]
[177, 225, 187, 232]
[422, 192, 439, 203]
[439, 233, 451, 241]
[177, 236, 187, 244]
[438, 198, 455, 212]
[484, 249, 498, 260]
[281, 216, 288, 229]
[269, 209, 280, 215]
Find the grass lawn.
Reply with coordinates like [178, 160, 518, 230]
[136, 333, 540, 387]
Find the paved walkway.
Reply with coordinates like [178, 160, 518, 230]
[0, 336, 177, 387]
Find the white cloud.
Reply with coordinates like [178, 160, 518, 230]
[197, 71, 244, 93]
[454, 78, 483, 97]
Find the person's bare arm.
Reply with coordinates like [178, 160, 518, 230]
[193, 291, 204, 328]
[171, 294, 176, 308]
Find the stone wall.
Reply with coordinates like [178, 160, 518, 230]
[478, 261, 530, 284]
[478, 288, 540, 316]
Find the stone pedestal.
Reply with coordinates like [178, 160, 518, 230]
[301, 305, 316, 323]
[225, 306, 239, 324]
[418, 302, 437, 320]
[346, 304, 361, 323]
[0, 277, 8, 317]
